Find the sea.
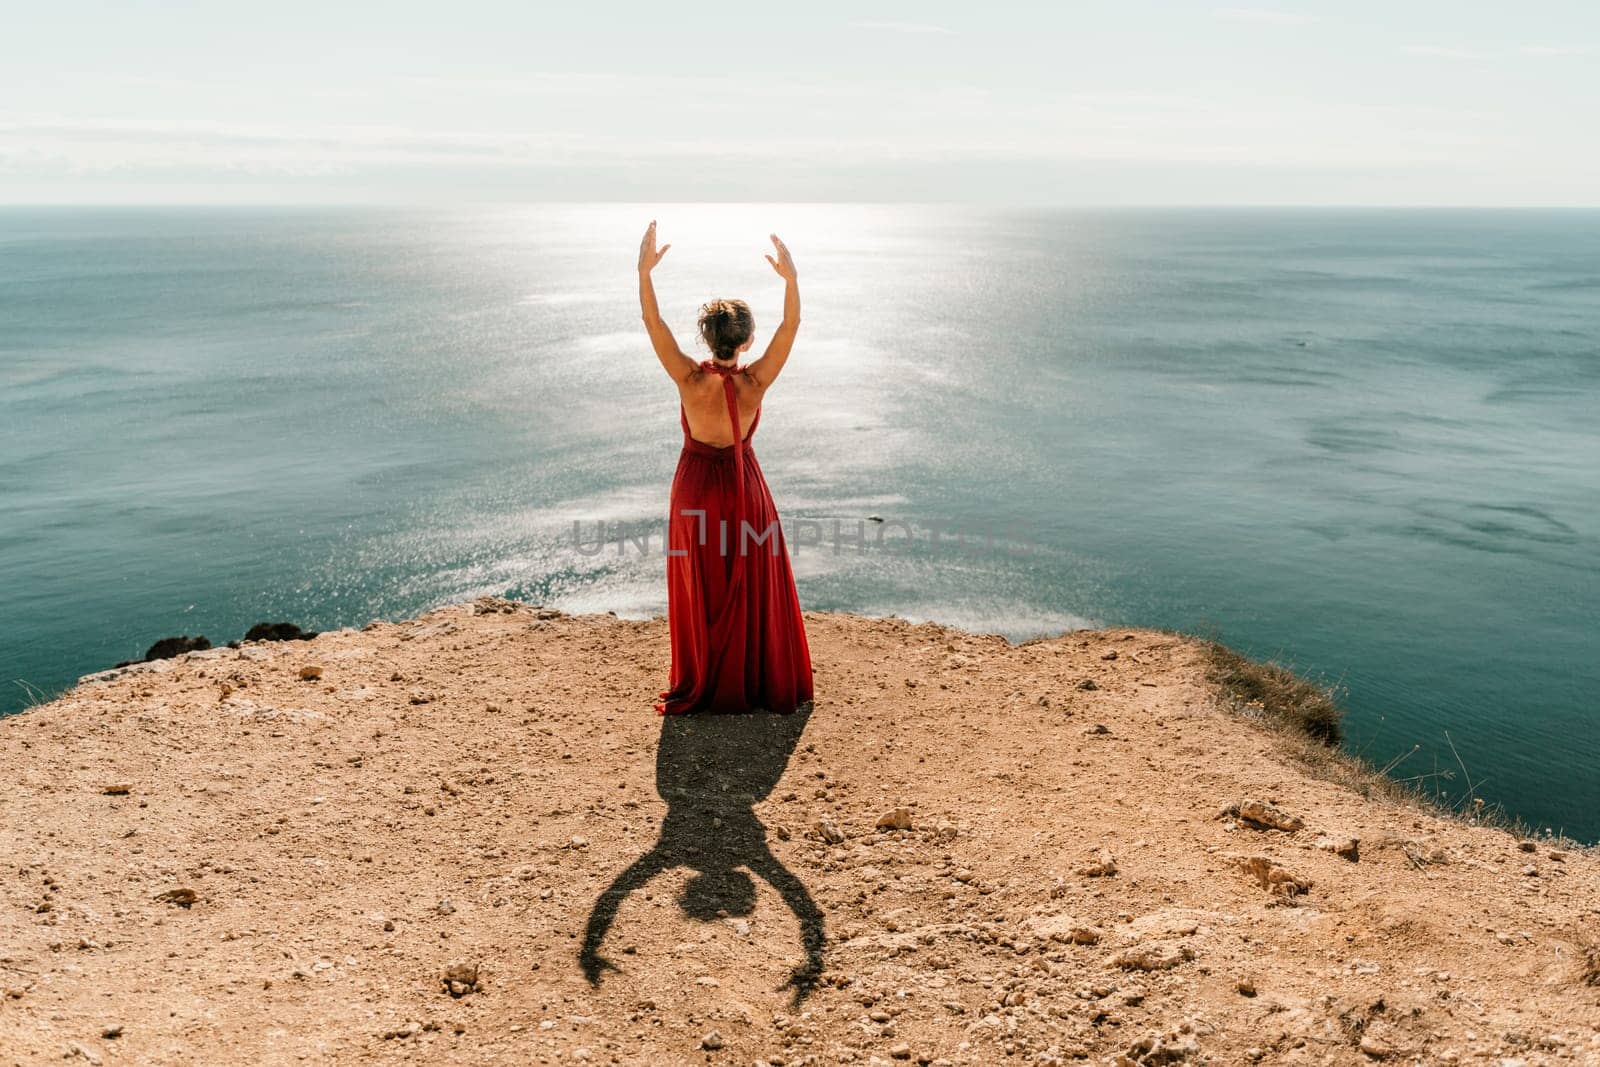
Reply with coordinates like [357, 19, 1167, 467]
[2, 204, 1596, 839]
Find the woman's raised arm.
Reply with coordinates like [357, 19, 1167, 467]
[745, 234, 800, 390]
[638, 221, 698, 383]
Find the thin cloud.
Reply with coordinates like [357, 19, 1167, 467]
[1519, 44, 1592, 56]
[847, 20, 953, 35]
[1402, 44, 1479, 60]
[1213, 8, 1318, 25]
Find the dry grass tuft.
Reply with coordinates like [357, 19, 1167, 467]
[1199, 639, 1343, 746]
[1181, 632, 1593, 851]
[1580, 937, 1600, 988]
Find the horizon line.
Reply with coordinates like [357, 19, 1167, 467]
[3, 200, 1600, 210]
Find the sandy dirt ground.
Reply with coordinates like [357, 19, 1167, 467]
[3, 600, 1598, 1066]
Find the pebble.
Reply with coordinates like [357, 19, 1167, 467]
[1234, 799, 1304, 832]
[1110, 941, 1195, 972]
[876, 808, 914, 831]
[440, 960, 480, 998]
[155, 887, 197, 908]
[1075, 849, 1117, 878]
[1359, 1019, 1402, 1059]
[1232, 854, 1310, 898]
[700, 1030, 724, 1050]
[1313, 835, 1361, 861]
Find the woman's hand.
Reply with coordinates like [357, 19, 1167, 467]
[638, 220, 671, 274]
[764, 233, 797, 281]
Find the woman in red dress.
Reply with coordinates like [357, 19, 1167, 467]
[637, 220, 814, 715]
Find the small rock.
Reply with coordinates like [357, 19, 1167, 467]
[815, 817, 845, 844]
[1027, 914, 1102, 945]
[100, 784, 132, 796]
[876, 808, 913, 831]
[1314, 835, 1360, 861]
[298, 665, 324, 681]
[435, 899, 456, 915]
[1075, 849, 1117, 877]
[1125, 1031, 1199, 1064]
[700, 1030, 724, 1050]
[441, 960, 480, 998]
[1111, 941, 1195, 972]
[1235, 799, 1304, 832]
[889, 1043, 912, 1060]
[100, 1025, 123, 1039]
[381, 1021, 422, 1041]
[1236, 979, 1256, 997]
[1233, 854, 1310, 899]
[64, 1042, 102, 1065]
[155, 887, 197, 908]
[1358, 1019, 1403, 1059]
[1076, 678, 1099, 691]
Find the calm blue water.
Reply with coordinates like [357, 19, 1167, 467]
[2, 205, 1597, 839]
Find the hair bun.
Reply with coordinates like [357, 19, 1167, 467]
[697, 297, 754, 361]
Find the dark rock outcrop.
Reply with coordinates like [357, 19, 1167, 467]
[141, 636, 212, 663]
[242, 622, 318, 643]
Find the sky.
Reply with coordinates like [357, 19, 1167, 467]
[1, 1, 1596, 205]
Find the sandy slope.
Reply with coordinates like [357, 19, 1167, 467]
[2, 601, 1598, 1066]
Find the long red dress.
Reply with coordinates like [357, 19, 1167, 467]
[655, 360, 814, 715]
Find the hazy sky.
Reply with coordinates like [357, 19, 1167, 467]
[2, 1, 1596, 204]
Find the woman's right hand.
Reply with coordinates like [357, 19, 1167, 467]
[764, 233, 797, 281]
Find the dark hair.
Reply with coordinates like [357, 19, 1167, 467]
[697, 298, 754, 362]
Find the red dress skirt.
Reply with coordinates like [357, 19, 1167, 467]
[655, 361, 813, 715]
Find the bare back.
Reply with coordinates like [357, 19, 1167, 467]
[678, 366, 764, 447]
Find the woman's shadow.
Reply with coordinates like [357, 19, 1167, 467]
[579, 706, 824, 1003]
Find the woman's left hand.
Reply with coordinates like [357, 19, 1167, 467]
[638, 220, 671, 274]
[764, 233, 797, 281]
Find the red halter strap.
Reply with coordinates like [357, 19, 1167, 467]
[702, 361, 747, 532]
